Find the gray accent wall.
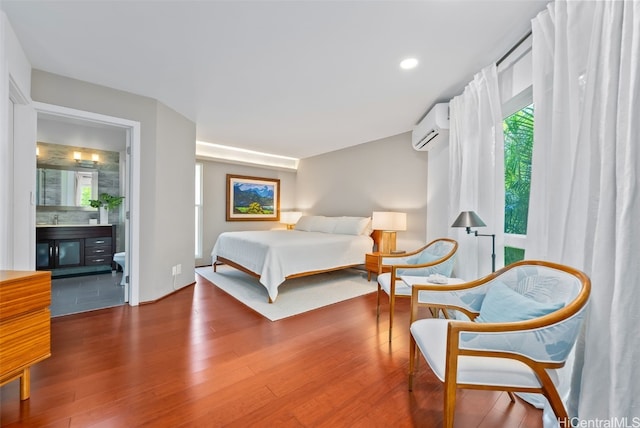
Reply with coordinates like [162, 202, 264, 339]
[197, 160, 297, 267]
[31, 70, 196, 302]
[200, 132, 431, 265]
[296, 132, 430, 251]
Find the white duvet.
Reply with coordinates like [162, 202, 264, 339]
[211, 230, 373, 301]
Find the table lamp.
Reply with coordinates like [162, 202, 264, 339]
[372, 211, 407, 254]
[280, 211, 302, 230]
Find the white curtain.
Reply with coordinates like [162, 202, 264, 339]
[527, 0, 640, 424]
[449, 64, 505, 281]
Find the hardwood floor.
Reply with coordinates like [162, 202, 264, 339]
[0, 273, 543, 427]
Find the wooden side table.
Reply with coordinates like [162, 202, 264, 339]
[365, 252, 394, 281]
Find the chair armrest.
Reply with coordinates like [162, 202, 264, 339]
[409, 281, 488, 322]
[381, 244, 430, 261]
[445, 305, 586, 365]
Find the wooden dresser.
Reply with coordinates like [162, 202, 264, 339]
[0, 270, 51, 400]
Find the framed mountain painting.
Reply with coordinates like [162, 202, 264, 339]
[226, 174, 280, 221]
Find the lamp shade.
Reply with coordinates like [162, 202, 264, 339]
[372, 211, 407, 231]
[451, 211, 486, 228]
[280, 211, 302, 225]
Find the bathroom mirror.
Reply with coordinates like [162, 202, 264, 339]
[36, 166, 99, 208]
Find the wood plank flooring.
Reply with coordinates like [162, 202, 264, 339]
[0, 273, 543, 427]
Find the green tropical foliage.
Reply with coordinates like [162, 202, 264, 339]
[504, 104, 534, 236]
[505, 246, 525, 265]
[89, 193, 125, 210]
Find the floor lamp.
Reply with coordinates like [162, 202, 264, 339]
[451, 210, 496, 272]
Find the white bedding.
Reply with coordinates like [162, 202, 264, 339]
[211, 230, 373, 301]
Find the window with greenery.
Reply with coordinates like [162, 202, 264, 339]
[503, 103, 534, 264]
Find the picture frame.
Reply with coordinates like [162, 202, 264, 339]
[226, 174, 280, 221]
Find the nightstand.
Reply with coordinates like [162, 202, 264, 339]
[365, 252, 383, 281]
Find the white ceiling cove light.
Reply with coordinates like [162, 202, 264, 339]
[400, 58, 418, 70]
[196, 141, 299, 170]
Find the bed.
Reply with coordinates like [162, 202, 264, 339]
[211, 216, 376, 302]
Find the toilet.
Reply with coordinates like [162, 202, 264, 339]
[113, 252, 126, 286]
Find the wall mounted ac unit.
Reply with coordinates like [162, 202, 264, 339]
[412, 102, 450, 151]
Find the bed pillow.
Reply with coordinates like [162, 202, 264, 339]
[362, 217, 373, 236]
[333, 216, 371, 235]
[294, 216, 316, 231]
[475, 282, 564, 323]
[315, 217, 338, 233]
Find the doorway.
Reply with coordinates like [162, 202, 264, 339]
[34, 102, 141, 308]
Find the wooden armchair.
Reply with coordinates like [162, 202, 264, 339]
[408, 260, 591, 428]
[377, 238, 457, 342]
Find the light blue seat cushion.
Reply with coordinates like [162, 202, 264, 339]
[476, 282, 564, 323]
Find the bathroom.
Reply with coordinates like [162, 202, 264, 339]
[36, 114, 128, 316]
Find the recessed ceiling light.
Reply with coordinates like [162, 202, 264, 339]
[400, 58, 418, 70]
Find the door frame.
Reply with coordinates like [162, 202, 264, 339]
[33, 102, 141, 306]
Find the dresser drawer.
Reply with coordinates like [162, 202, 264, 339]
[85, 255, 113, 266]
[85, 245, 112, 257]
[0, 309, 51, 376]
[0, 271, 51, 321]
[85, 237, 112, 248]
[365, 253, 381, 274]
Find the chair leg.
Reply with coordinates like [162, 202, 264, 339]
[507, 391, 517, 403]
[443, 379, 457, 428]
[544, 385, 570, 427]
[376, 284, 381, 319]
[408, 337, 416, 391]
[388, 294, 395, 342]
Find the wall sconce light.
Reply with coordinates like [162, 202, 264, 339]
[36, 146, 40, 157]
[280, 211, 302, 230]
[372, 211, 407, 254]
[73, 151, 99, 168]
[451, 210, 496, 272]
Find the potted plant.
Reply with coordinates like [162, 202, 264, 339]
[89, 193, 125, 224]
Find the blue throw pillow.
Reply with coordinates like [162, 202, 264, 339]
[417, 251, 440, 264]
[476, 282, 564, 323]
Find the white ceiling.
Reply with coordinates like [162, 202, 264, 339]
[3, 0, 548, 159]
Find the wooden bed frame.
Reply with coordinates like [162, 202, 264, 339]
[213, 230, 382, 303]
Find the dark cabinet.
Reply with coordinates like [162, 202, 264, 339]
[36, 239, 84, 269]
[84, 236, 113, 267]
[36, 226, 115, 276]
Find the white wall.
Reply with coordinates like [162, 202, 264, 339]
[37, 117, 127, 152]
[0, 11, 36, 270]
[296, 132, 429, 251]
[31, 70, 196, 302]
[151, 101, 196, 298]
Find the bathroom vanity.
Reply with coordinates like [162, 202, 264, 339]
[36, 225, 116, 277]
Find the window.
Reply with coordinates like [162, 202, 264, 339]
[503, 90, 533, 264]
[195, 162, 203, 258]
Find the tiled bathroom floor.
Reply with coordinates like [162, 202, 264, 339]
[50, 272, 125, 317]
